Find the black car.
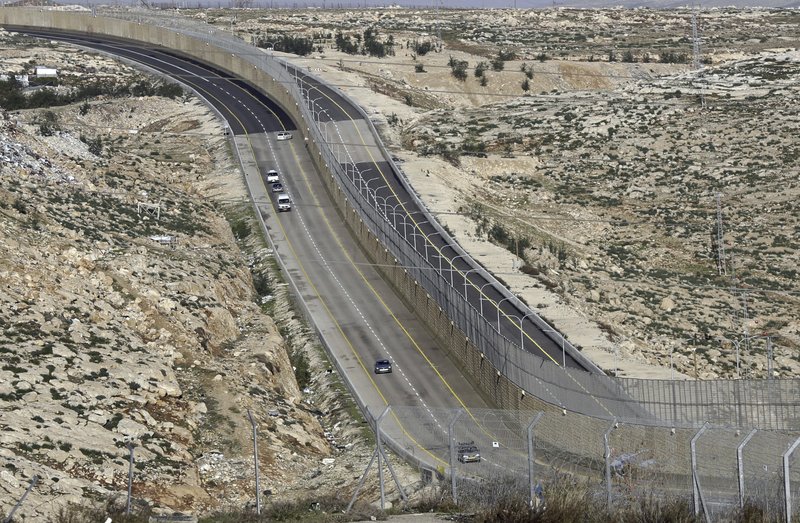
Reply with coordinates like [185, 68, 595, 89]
[271, 183, 283, 193]
[374, 359, 392, 374]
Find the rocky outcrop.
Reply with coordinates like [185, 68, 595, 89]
[0, 38, 337, 518]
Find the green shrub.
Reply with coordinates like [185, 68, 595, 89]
[231, 219, 251, 240]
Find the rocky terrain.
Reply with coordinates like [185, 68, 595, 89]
[203, 6, 799, 379]
[0, 31, 409, 520]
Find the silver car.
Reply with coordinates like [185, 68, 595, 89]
[457, 442, 481, 463]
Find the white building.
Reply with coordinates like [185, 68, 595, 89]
[34, 67, 58, 78]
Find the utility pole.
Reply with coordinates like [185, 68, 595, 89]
[741, 291, 751, 372]
[435, 0, 441, 45]
[766, 336, 773, 379]
[715, 192, 726, 276]
[247, 410, 262, 515]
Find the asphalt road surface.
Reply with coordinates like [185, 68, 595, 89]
[13, 28, 522, 470]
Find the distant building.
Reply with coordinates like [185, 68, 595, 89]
[34, 67, 58, 78]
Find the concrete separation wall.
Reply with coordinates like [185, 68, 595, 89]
[0, 8, 535, 420]
[3, 11, 789, 486]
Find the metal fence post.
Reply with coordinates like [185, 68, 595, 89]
[247, 410, 261, 515]
[377, 408, 386, 510]
[126, 441, 135, 515]
[783, 436, 800, 523]
[737, 429, 757, 508]
[3, 475, 38, 523]
[376, 414, 407, 506]
[604, 419, 617, 509]
[527, 412, 544, 508]
[691, 422, 710, 521]
[449, 409, 464, 506]
[346, 407, 391, 514]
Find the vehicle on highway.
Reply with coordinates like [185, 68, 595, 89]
[374, 359, 392, 374]
[265, 169, 279, 183]
[276, 131, 293, 141]
[276, 194, 291, 212]
[271, 182, 283, 193]
[457, 442, 481, 463]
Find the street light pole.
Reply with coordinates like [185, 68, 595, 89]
[479, 281, 495, 318]
[519, 311, 537, 353]
[463, 268, 480, 299]
[497, 296, 514, 332]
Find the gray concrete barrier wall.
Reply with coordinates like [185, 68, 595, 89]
[3, 11, 795, 491]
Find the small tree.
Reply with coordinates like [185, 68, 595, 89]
[80, 135, 103, 156]
[414, 63, 425, 73]
[498, 49, 516, 61]
[474, 61, 488, 78]
[491, 57, 505, 71]
[413, 40, 433, 56]
[521, 78, 530, 92]
[449, 58, 468, 81]
[35, 110, 60, 136]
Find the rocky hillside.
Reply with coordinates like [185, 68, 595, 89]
[401, 51, 800, 379]
[205, 6, 799, 379]
[0, 32, 396, 520]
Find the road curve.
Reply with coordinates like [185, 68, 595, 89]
[12, 27, 527, 469]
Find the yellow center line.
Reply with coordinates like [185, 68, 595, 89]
[191, 64, 452, 465]
[90, 39, 451, 464]
[297, 68, 615, 418]
[301, 77, 559, 362]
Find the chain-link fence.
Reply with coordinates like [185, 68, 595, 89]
[4, 7, 800, 520]
[371, 405, 800, 520]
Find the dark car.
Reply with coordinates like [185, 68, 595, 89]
[457, 442, 481, 463]
[374, 359, 392, 374]
[271, 183, 283, 193]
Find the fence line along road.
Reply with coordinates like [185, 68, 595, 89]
[377, 406, 800, 521]
[85, 7, 800, 430]
[4, 7, 800, 520]
[6, 7, 798, 431]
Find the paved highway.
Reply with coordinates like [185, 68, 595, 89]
[281, 62, 588, 371]
[13, 28, 523, 469]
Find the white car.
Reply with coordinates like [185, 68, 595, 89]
[265, 169, 279, 183]
[276, 131, 293, 141]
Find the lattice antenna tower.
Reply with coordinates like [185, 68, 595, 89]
[726, 245, 752, 364]
[715, 192, 726, 276]
[691, 1, 706, 108]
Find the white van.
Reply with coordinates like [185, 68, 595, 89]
[277, 194, 291, 212]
